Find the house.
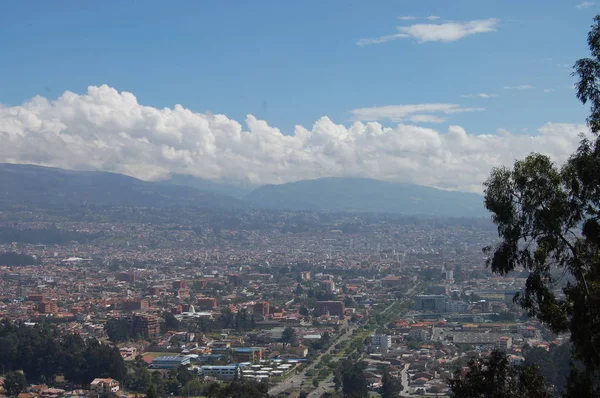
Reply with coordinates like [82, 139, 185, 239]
[90, 378, 120, 396]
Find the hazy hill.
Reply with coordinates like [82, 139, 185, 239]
[244, 177, 486, 217]
[0, 164, 244, 209]
[159, 173, 257, 199]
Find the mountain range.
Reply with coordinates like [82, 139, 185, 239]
[0, 163, 486, 217]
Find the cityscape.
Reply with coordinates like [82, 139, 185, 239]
[1, 1, 599, 398]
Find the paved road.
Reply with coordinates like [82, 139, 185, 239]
[268, 325, 358, 396]
[271, 285, 419, 397]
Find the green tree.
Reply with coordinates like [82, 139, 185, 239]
[281, 327, 296, 347]
[105, 318, 132, 343]
[146, 384, 159, 398]
[482, 15, 600, 396]
[342, 361, 368, 398]
[381, 368, 402, 398]
[448, 350, 551, 398]
[3, 371, 27, 397]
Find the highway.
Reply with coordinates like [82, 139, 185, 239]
[268, 324, 358, 396]
[269, 285, 419, 397]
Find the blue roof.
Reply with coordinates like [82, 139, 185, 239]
[233, 347, 262, 352]
[153, 355, 189, 362]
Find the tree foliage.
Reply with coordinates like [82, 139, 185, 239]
[0, 321, 125, 385]
[482, 15, 600, 396]
[449, 350, 552, 398]
[3, 371, 27, 397]
[381, 367, 403, 398]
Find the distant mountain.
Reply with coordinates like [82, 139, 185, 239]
[159, 173, 257, 199]
[0, 164, 244, 209]
[244, 177, 486, 217]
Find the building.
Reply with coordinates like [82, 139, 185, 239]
[38, 301, 58, 314]
[173, 280, 188, 290]
[409, 325, 430, 341]
[314, 301, 345, 316]
[496, 336, 513, 351]
[175, 288, 190, 299]
[200, 365, 240, 380]
[445, 300, 469, 313]
[232, 347, 263, 363]
[147, 287, 161, 296]
[90, 378, 120, 396]
[132, 314, 160, 338]
[380, 275, 403, 288]
[197, 297, 217, 309]
[321, 280, 336, 294]
[371, 334, 392, 352]
[300, 271, 311, 281]
[152, 356, 191, 369]
[28, 294, 44, 302]
[413, 295, 446, 312]
[116, 272, 135, 283]
[122, 299, 148, 311]
[253, 301, 270, 317]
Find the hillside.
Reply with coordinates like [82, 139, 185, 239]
[244, 177, 486, 217]
[159, 173, 257, 199]
[0, 164, 244, 209]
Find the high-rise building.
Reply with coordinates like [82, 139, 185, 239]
[122, 299, 149, 312]
[38, 301, 58, 314]
[314, 301, 345, 316]
[371, 334, 392, 352]
[253, 301, 270, 316]
[116, 272, 136, 283]
[197, 297, 217, 309]
[173, 280, 188, 290]
[132, 314, 160, 338]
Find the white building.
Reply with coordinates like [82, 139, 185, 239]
[90, 378, 120, 396]
[200, 365, 241, 380]
[496, 336, 512, 351]
[370, 334, 392, 352]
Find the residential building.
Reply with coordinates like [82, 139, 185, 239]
[90, 378, 120, 396]
[132, 314, 160, 338]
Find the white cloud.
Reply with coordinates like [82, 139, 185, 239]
[461, 93, 497, 98]
[426, 16, 441, 20]
[398, 16, 416, 20]
[349, 103, 484, 122]
[576, 1, 594, 9]
[358, 18, 499, 45]
[504, 85, 534, 90]
[543, 88, 555, 93]
[0, 85, 590, 193]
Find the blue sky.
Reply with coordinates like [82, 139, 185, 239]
[0, 1, 597, 191]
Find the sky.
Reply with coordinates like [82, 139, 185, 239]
[0, 0, 598, 193]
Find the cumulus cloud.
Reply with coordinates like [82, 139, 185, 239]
[398, 16, 416, 20]
[426, 16, 441, 20]
[0, 85, 590, 193]
[576, 1, 594, 9]
[358, 18, 498, 46]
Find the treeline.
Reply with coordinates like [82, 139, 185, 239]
[123, 360, 269, 398]
[0, 226, 102, 244]
[0, 321, 125, 385]
[0, 251, 40, 266]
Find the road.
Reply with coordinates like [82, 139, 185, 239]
[270, 285, 419, 397]
[268, 324, 358, 396]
